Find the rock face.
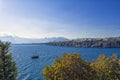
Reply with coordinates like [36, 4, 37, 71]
[46, 38, 120, 48]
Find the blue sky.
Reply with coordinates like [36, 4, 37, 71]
[0, 0, 120, 39]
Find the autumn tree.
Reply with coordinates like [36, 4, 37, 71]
[0, 42, 17, 80]
[42, 53, 97, 80]
[91, 54, 120, 80]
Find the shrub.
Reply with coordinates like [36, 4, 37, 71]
[42, 53, 97, 80]
[91, 54, 120, 80]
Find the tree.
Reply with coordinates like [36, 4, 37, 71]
[91, 54, 120, 80]
[42, 53, 97, 80]
[0, 42, 17, 80]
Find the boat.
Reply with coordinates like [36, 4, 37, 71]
[31, 55, 39, 59]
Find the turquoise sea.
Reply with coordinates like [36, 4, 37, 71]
[10, 44, 120, 80]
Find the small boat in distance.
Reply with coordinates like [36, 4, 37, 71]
[31, 54, 39, 59]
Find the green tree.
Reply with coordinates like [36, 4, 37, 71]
[91, 54, 120, 80]
[42, 53, 97, 80]
[0, 42, 17, 80]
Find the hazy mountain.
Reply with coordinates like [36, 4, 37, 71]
[0, 35, 119, 44]
[0, 36, 69, 43]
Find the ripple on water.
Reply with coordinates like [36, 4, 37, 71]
[10, 45, 120, 80]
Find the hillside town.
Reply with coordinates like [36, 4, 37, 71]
[46, 37, 120, 48]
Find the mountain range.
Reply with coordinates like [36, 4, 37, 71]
[0, 36, 69, 44]
[0, 35, 120, 44]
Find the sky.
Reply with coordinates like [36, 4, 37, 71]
[0, 0, 120, 39]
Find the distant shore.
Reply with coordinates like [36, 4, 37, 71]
[45, 38, 120, 48]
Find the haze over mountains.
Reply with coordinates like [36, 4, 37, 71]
[0, 35, 120, 44]
[0, 35, 68, 43]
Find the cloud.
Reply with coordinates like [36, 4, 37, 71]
[0, 9, 74, 38]
[0, 0, 75, 38]
[0, 0, 90, 39]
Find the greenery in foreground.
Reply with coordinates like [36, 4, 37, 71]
[0, 42, 17, 80]
[42, 53, 120, 80]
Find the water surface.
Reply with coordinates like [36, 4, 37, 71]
[10, 44, 120, 80]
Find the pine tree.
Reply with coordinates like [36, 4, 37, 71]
[0, 42, 17, 80]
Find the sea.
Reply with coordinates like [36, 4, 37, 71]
[10, 44, 120, 80]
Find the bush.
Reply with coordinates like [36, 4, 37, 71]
[91, 54, 120, 80]
[42, 53, 97, 80]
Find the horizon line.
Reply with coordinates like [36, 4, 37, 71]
[0, 35, 119, 39]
